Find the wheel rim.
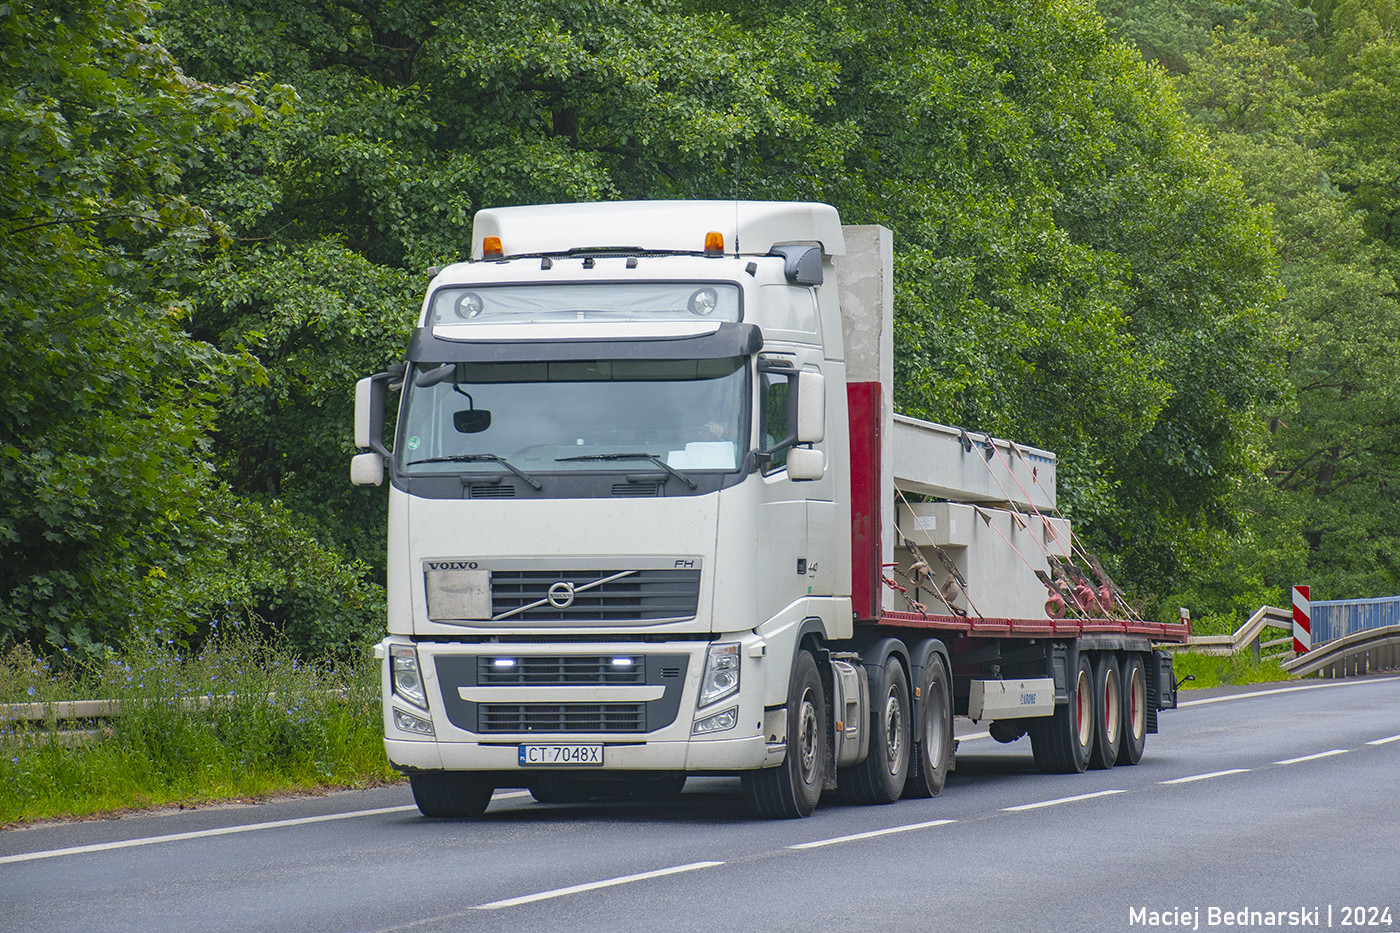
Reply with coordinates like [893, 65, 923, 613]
[1074, 667, 1092, 749]
[798, 687, 820, 782]
[924, 677, 947, 768]
[883, 690, 906, 775]
[1128, 664, 1146, 742]
[1103, 668, 1120, 739]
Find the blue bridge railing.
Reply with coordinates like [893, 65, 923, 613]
[1310, 594, 1400, 646]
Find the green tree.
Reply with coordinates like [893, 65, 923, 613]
[0, 0, 380, 655]
[146, 0, 1286, 615]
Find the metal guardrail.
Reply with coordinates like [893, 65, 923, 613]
[1175, 603, 1400, 678]
[1282, 624, 1400, 678]
[1177, 605, 1294, 659]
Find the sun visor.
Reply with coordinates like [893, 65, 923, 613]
[406, 322, 764, 363]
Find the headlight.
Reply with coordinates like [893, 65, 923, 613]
[393, 708, 435, 736]
[688, 287, 719, 316]
[693, 706, 738, 735]
[390, 644, 428, 709]
[698, 642, 740, 707]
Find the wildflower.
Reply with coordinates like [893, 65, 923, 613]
[27, 686, 35, 697]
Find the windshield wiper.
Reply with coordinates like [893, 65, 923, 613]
[405, 453, 542, 489]
[557, 453, 697, 490]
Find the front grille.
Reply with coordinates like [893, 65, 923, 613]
[479, 703, 647, 733]
[490, 569, 700, 622]
[477, 655, 644, 685]
[434, 653, 689, 735]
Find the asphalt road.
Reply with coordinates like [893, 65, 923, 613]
[3, 674, 1398, 933]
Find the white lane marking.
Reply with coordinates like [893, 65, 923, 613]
[474, 861, 724, 910]
[1276, 749, 1349, 765]
[1366, 734, 1400, 746]
[1002, 789, 1125, 812]
[1179, 676, 1400, 708]
[959, 731, 992, 741]
[788, 819, 956, 850]
[495, 790, 532, 799]
[0, 805, 419, 865]
[1159, 769, 1251, 785]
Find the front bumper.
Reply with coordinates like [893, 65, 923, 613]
[380, 635, 779, 775]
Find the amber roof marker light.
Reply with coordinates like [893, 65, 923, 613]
[703, 231, 724, 257]
[482, 235, 504, 259]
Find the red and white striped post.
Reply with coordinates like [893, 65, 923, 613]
[1292, 585, 1311, 654]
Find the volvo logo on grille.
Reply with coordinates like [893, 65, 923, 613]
[546, 581, 577, 609]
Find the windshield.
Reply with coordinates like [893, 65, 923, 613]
[428, 282, 742, 325]
[397, 358, 749, 476]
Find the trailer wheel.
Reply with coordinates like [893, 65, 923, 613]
[902, 654, 953, 798]
[410, 771, 494, 818]
[1117, 653, 1148, 766]
[1030, 652, 1093, 773]
[1089, 653, 1122, 770]
[742, 650, 826, 819]
[840, 655, 911, 804]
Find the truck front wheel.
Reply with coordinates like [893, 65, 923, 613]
[410, 771, 494, 818]
[742, 650, 826, 819]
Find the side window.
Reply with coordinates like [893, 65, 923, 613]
[759, 370, 793, 472]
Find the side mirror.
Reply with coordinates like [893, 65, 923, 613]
[354, 376, 379, 450]
[786, 446, 825, 481]
[796, 370, 825, 444]
[350, 451, 385, 487]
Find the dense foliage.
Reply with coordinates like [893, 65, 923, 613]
[5, 0, 1389, 654]
[1106, 0, 1400, 611]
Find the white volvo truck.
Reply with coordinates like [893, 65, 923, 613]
[351, 200, 1186, 819]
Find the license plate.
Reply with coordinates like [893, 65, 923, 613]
[518, 744, 604, 767]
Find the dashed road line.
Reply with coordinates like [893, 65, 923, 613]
[1366, 734, 1400, 746]
[1001, 789, 1125, 812]
[1159, 769, 1251, 785]
[1276, 749, 1349, 765]
[788, 819, 956, 850]
[474, 861, 724, 909]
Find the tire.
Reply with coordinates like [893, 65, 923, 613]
[903, 653, 953, 798]
[1117, 653, 1148, 766]
[742, 650, 826, 819]
[1029, 652, 1094, 774]
[1089, 653, 1122, 770]
[410, 771, 494, 818]
[840, 655, 912, 805]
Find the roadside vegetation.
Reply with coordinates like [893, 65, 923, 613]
[0, 635, 395, 825]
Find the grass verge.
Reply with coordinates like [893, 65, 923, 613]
[0, 636, 397, 826]
[1171, 650, 1294, 690]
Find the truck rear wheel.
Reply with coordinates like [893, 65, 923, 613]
[840, 655, 911, 805]
[1030, 652, 1093, 774]
[1117, 653, 1148, 765]
[902, 654, 953, 798]
[410, 771, 494, 818]
[742, 650, 826, 819]
[1089, 653, 1122, 770]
